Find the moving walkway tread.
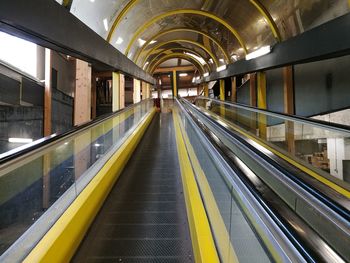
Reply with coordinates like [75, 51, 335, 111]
[73, 112, 193, 263]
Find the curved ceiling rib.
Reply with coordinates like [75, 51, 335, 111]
[124, 9, 248, 56]
[145, 48, 211, 72]
[106, 0, 281, 47]
[149, 53, 206, 74]
[142, 39, 219, 67]
[134, 28, 230, 64]
[107, 0, 138, 42]
[250, 0, 281, 41]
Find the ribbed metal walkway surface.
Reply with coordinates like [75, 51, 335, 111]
[73, 112, 193, 263]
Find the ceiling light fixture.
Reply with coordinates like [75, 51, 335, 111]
[103, 19, 108, 31]
[245, 45, 271, 60]
[9, 138, 33, 143]
[179, 73, 188, 77]
[138, 38, 146, 47]
[216, 65, 227, 72]
[115, 37, 123, 45]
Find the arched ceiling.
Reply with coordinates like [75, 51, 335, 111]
[68, 0, 349, 75]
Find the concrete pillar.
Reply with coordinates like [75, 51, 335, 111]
[257, 72, 267, 140]
[133, 79, 141, 103]
[283, 66, 295, 154]
[172, 70, 177, 98]
[74, 59, 91, 125]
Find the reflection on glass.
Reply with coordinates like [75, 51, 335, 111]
[175, 105, 273, 262]
[0, 100, 153, 255]
[195, 97, 350, 188]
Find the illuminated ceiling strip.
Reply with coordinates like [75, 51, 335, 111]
[142, 39, 219, 68]
[149, 53, 206, 74]
[134, 28, 230, 64]
[124, 9, 248, 56]
[249, 0, 281, 41]
[145, 48, 211, 72]
[107, 0, 138, 42]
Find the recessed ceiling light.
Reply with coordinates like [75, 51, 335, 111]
[103, 18, 108, 31]
[115, 37, 123, 45]
[245, 45, 271, 60]
[216, 65, 227, 72]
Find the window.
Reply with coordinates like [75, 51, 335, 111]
[0, 32, 37, 78]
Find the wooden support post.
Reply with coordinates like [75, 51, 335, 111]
[219, 79, 225, 117]
[250, 73, 257, 132]
[249, 73, 257, 107]
[74, 59, 92, 180]
[219, 79, 225, 101]
[133, 79, 141, 103]
[141, 81, 147, 100]
[44, 48, 52, 137]
[74, 59, 91, 125]
[91, 71, 97, 119]
[231, 76, 237, 102]
[284, 66, 296, 154]
[119, 73, 125, 109]
[204, 83, 209, 97]
[43, 48, 52, 209]
[112, 72, 120, 111]
[257, 72, 267, 140]
[172, 70, 177, 98]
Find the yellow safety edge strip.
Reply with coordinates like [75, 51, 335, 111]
[145, 48, 211, 73]
[206, 106, 350, 199]
[144, 39, 219, 68]
[175, 108, 239, 263]
[173, 109, 220, 263]
[134, 28, 230, 64]
[125, 9, 247, 56]
[177, 104, 284, 262]
[149, 53, 206, 74]
[24, 108, 156, 263]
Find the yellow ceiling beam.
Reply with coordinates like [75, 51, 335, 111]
[107, 0, 138, 42]
[124, 9, 248, 56]
[134, 28, 230, 64]
[145, 48, 211, 73]
[142, 39, 219, 68]
[250, 0, 281, 41]
[149, 53, 206, 75]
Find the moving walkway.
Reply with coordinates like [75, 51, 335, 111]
[0, 98, 349, 262]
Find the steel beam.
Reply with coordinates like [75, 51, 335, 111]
[0, 0, 155, 84]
